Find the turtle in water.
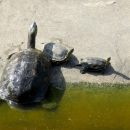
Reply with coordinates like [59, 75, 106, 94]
[0, 22, 51, 106]
[43, 42, 74, 65]
[76, 57, 111, 74]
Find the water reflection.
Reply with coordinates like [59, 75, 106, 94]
[42, 66, 66, 110]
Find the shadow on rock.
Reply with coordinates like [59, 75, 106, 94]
[42, 66, 66, 111]
[80, 65, 130, 80]
[104, 65, 130, 80]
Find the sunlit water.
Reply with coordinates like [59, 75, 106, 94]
[0, 83, 130, 130]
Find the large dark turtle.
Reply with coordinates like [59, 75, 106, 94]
[76, 57, 111, 74]
[0, 22, 51, 105]
[43, 42, 74, 65]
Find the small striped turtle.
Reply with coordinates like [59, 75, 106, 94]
[76, 57, 111, 74]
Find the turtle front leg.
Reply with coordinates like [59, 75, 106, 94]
[80, 65, 88, 74]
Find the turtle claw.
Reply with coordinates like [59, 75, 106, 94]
[80, 70, 86, 74]
[7, 52, 16, 60]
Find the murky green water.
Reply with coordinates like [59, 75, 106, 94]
[0, 83, 130, 130]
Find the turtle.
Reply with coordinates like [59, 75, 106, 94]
[76, 57, 111, 74]
[0, 22, 51, 106]
[43, 42, 74, 65]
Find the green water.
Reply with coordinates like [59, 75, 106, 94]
[0, 83, 130, 130]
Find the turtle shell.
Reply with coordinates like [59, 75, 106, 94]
[81, 57, 106, 66]
[80, 57, 107, 71]
[43, 42, 74, 64]
[0, 49, 51, 104]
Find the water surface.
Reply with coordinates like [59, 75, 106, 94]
[0, 83, 130, 130]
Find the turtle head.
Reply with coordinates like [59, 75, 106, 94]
[27, 22, 37, 49]
[106, 57, 111, 65]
